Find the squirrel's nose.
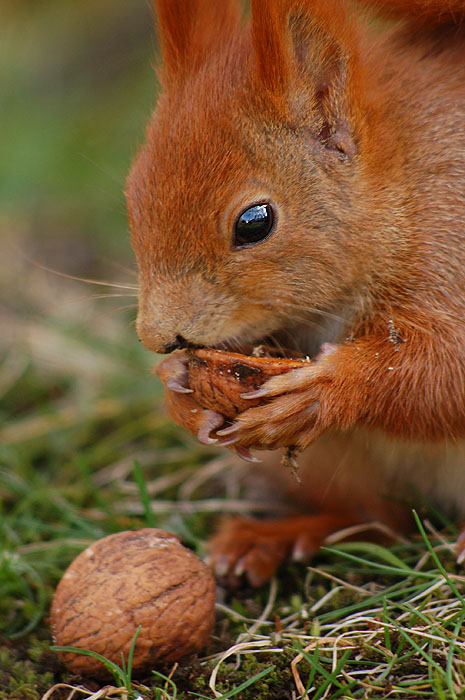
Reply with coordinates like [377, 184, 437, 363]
[137, 309, 196, 353]
[137, 319, 189, 354]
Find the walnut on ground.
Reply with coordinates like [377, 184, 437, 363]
[50, 528, 216, 677]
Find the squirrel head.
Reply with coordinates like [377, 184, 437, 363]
[126, 0, 375, 354]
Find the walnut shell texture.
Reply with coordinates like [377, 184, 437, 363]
[50, 529, 216, 676]
[187, 347, 308, 417]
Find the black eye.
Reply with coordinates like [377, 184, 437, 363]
[234, 203, 274, 248]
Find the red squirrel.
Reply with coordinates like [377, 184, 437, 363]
[126, 0, 465, 586]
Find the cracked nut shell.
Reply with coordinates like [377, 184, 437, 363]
[187, 347, 308, 417]
[50, 528, 216, 676]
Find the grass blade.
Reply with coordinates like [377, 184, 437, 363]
[132, 460, 156, 528]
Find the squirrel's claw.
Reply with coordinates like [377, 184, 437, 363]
[166, 379, 193, 394]
[155, 349, 191, 391]
[240, 387, 271, 399]
[234, 446, 261, 463]
[241, 363, 320, 400]
[216, 424, 239, 437]
[197, 411, 224, 444]
[162, 361, 228, 443]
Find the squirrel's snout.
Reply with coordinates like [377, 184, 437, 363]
[136, 288, 193, 354]
[137, 301, 202, 354]
[136, 318, 182, 355]
[136, 276, 232, 354]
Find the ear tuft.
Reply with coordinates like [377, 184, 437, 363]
[250, 0, 290, 98]
[154, 0, 241, 82]
[250, 0, 364, 141]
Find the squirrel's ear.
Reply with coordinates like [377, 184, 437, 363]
[251, 0, 363, 157]
[153, 0, 241, 82]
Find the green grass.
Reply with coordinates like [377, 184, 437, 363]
[2, 2, 465, 698]
[2, 331, 465, 700]
[51, 626, 143, 694]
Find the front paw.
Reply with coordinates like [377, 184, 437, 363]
[163, 386, 225, 444]
[217, 363, 334, 450]
[156, 354, 260, 461]
[155, 351, 224, 444]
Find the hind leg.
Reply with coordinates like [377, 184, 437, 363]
[207, 432, 414, 586]
[207, 511, 362, 587]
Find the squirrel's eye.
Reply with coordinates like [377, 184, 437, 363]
[234, 203, 274, 248]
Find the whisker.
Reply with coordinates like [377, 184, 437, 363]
[246, 305, 336, 333]
[78, 153, 125, 188]
[89, 293, 139, 300]
[241, 293, 346, 321]
[28, 259, 139, 290]
[101, 258, 139, 277]
[88, 305, 138, 325]
[112, 304, 138, 312]
[265, 334, 294, 356]
[262, 299, 350, 326]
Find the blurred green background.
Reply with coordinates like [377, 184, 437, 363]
[0, 0, 162, 460]
[2, 0, 154, 269]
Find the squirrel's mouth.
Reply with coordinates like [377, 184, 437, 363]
[162, 311, 346, 360]
[162, 334, 312, 361]
[211, 327, 330, 362]
[211, 308, 351, 360]
[162, 335, 202, 354]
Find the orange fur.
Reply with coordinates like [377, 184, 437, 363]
[153, 0, 241, 84]
[126, 0, 465, 584]
[359, 0, 465, 23]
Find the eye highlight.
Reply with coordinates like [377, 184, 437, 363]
[234, 203, 274, 248]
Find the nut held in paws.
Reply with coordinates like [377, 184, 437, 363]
[187, 346, 308, 418]
[50, 528, 216, 676]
